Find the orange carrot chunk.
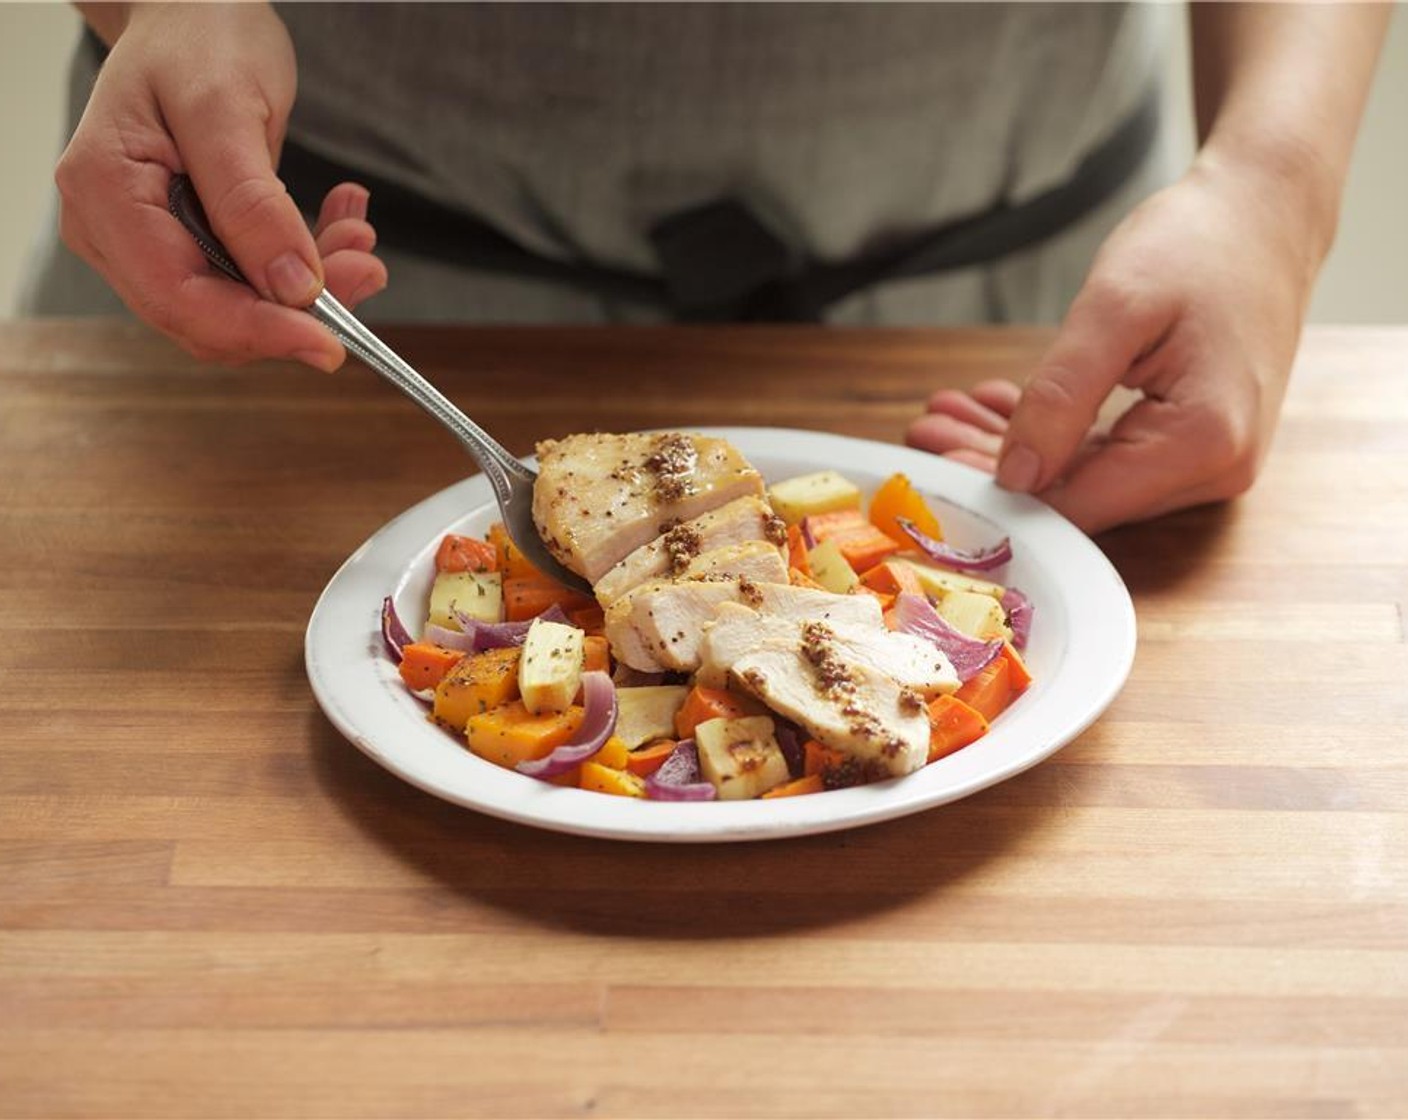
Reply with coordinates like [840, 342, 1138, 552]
[786, 523, 812, 576]
[954, 656, 1013, 723]
[503, 577, 595, 622]
[435, 534, 498, 574]
[674, 685, 766, 740]
[1002, 642, 1034, 694]
[761, 774, 826, 798]
[926, 694, 990, 763]
[828, 523, 902, 575]
[859, 559, 925, 597]
[625, 739, 678, 778]
[397, 642, 466, 693]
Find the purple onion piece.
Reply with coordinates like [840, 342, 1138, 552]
[891, 593, 1003, 683]
[773, 721, 806, 779]
[645, 739, 717, 801]
[896, 517, 1012, 573]
[799, 518, 818, 551]
[451, 603, 573, 652]
[515, 671, 618, 779]
[381, 596, 413, 662]
[1000, 587, 1033, 651]
[421, 623, 479, 652]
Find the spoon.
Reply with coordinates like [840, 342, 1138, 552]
[166, 174, 591, 595]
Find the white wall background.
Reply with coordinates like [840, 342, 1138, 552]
[2, 1, 1404, 323]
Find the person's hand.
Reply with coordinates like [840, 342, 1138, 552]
[55, 3, 386, 370]
[907, 156, 1323, 533]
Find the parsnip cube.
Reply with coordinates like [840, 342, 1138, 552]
[695, 715, 790, 800]
[897, 559, 1005, 602]
[767, 471, 862, 525]
[935, 589, 1012, 642]
[428, 570, 503, 629]
[614, 685, 690, 747]
[807, 538, 859, 594]
[518, 619, 585, 715]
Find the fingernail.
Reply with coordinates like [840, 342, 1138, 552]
[997, 443, 1041, 492]
[348, 273, 385, 306]
[349, 187, 370, 221]
[293, 348, 340, 373]
[267, 252, 320, 306]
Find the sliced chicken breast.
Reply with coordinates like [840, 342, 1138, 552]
[533, 432, 765, 582]
[593, 496, 785, 606]
[604, 579, 745, 672]
[729, 627, 930, 777]
[698, 603, 959, 698]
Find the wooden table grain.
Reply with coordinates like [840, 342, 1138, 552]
[1, 320, 1405, 1119]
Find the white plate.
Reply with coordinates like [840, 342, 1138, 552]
[306, 428, 1135, 842]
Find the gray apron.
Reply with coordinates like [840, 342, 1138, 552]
[18, 2, 1177, 326]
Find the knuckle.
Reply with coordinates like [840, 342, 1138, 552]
[1022, 372, 1083, 416]
[207, 174, 291, 242]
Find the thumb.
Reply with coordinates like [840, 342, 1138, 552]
[166, 96, 323, 308]
[996, 281, 1176, 494]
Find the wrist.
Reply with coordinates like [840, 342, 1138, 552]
[1192, 129, 1341, 279]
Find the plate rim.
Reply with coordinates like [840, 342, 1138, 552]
[305, 426, 1136, 843]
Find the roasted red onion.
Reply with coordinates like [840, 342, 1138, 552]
[645, 739, 717, 801]
[451, 603, 571, 651]
[772, 721, 806, 779]
[516, 671, 618, 779]
[891, 593, 1003, 682]
[896, 517, 1012, 572]
[421, 623, 479, 652]
[1000, 587, 1033, 651]
[381, 596, 413, 661]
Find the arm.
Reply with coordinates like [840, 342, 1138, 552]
[909, 3, 1390, 532]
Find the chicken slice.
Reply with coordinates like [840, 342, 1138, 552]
[533, 432, 765, 582]
[677, 541, 788, 591]
[604, 579, 744, 672]
[698, 603, 959, 698]
[747, 582, 885, 628]
[593, 496, 785, 606]
[729, 629, 930, 778]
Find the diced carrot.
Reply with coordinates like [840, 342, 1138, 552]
[433, 646, 521, 731]
[568, 605, 606, 635]
[434, 533, 498, 574]
[761, 774, 826, 798]
[674, 685, 766, 739]
[1002, 642, 1033, 693]
[828, 522, 902, 574]
[869, 472, 944, 546]
[580, 761, 646, 798]
[503, 577, 595, 622]
[582, 635, 611, 674]
[625, 739, 677, 778]
[465, 700, 585, 770]
[926, 694, 989, 763]
[789, 566, 826, 590]
[803, 509, 870, 542]
[859, 559, 924, 597]
[487, 523, 545, 581]
[954, 655, 1013, 723]
[397, 642, 466, 693]
[803, 739, 846, 778]
[786, 523, 811, 576]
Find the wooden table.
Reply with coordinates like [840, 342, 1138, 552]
[2, 321, 1405, 1119]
